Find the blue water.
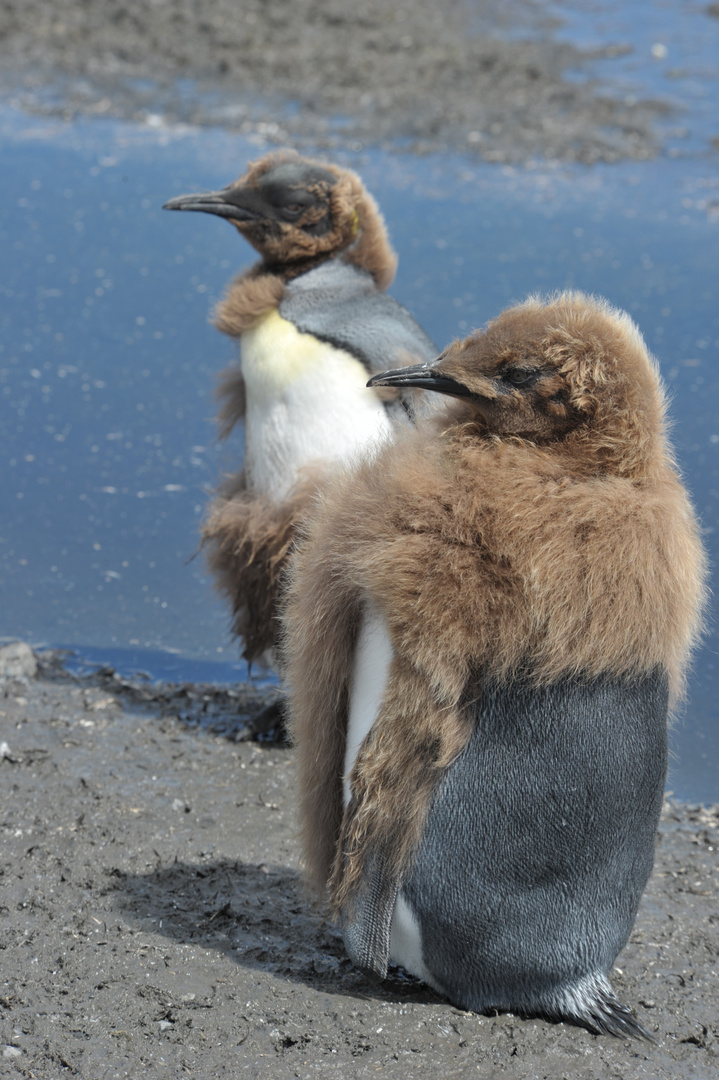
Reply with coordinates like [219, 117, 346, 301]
[547, 0, 719, 156]
[1, 2, 718, 799]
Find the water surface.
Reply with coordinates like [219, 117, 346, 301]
[1, 106, 717, 799]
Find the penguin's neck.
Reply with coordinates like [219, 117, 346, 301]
[240, 308, 392, 504]
[265, 252, 338, 281]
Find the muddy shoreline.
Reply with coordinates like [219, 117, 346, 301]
[0, 652, 717, 1078]
[0, 0, 674, 163]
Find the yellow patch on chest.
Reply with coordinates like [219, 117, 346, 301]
[240, 308, 369, 402]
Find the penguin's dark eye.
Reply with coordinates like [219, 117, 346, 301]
[281, 204, 304, 217]
[501, 368, 539, 388]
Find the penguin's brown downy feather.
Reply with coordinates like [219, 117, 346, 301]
[329, 654, 474, 914]
[214, 365, 247, 442]
[283, 292, 707, 903]
[330, 163, 398, 290]
[202, 470, 322, 664]
[213, 268, 285, 343]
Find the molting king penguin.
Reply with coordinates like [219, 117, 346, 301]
[164, 151, 436, 733]
[283, 292, 707, 1037]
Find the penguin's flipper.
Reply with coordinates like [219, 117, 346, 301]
[340, 851, 400, 980]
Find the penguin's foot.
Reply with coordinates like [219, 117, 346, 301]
[235, 698, 287, 743]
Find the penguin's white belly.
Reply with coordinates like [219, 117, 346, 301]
[389, 892, 438, 989]
[241, 309, 392, 504]
[345, 605, 437, 987]
[344, 604, 395, 805]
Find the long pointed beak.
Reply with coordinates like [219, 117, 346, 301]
[367, 362, 473, 399]
[162, 189, 258, 223]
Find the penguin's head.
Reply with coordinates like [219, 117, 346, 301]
[164, 151, 397, 285]
[369, 293, 666, 472]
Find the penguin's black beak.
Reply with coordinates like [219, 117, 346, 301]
[367, 362, 473, 399]
[163, 187, 261, 223]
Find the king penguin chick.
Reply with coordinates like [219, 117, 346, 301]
[283, 292, 707, 1036]
[164, 151, 436, 733]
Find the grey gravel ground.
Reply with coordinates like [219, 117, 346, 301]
[0, 654, 717, 1079]
[0, 0, 674, 163]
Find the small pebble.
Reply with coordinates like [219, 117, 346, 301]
[3, 1045, 22, 1058]
[0, 641, 37, 680]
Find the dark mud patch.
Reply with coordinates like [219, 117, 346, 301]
[0, 0, 672, 163]
[42, 650, 282, 742]
[0, 655, 717, 1078]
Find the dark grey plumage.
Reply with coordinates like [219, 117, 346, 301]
[279, 260, 437, 376]
[343, 671, 668, 1039]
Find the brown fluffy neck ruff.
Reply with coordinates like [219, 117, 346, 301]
[213, 263, 285, 340]
[324, 162, 398, 290]
[212, 153, 397, 339]
[283, 294, 708, 901]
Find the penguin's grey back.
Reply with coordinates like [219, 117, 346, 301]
[344, 670, 668, 1037]
[410, 672, 667, 1030]
[279, 260, 437, 373]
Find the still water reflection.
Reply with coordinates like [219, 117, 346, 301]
[1, 109, 716, 799]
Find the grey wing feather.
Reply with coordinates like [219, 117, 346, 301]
[341, 851, 400, 980]
[279, 260, 437, 375]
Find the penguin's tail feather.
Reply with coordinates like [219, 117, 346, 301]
[556, 972, 656, 1042]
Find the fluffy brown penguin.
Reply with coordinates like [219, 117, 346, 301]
[164, 151, 436, 734]
[283, 292, 707, 1036]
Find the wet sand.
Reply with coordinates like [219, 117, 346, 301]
[0, 0, 672, 163]
[0, 654, 717, 1078]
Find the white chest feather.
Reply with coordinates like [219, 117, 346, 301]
[345, 606, 435, 986]
[344, 604, 395, 806]
[241, 309, 392, 503]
